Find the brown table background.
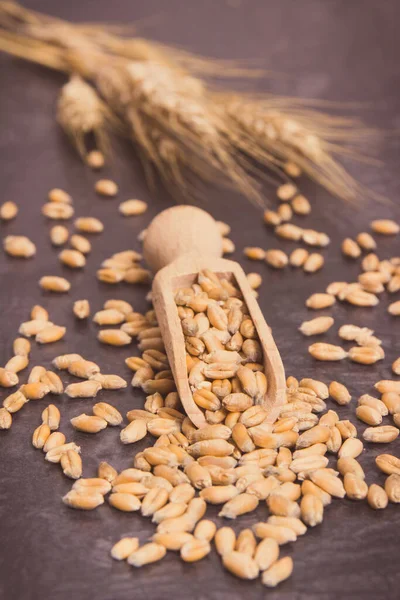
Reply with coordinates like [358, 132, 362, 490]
[1, 1, 399, 599]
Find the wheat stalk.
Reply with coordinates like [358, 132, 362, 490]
[0, 1, 381, 203]
[57, 75, 115, 156]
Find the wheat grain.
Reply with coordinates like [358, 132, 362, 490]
[0, 201, 18, 220]
[262, 556, 293, 587]
[75, 217, 104, 233]
[342, 238, 361, 258]
[39, 276, 70, 292]
[4, 235, 36, 258]
[370, 219, 399, 235]
[42, 203, 74, 220]
[86, 150, 105, 169]
[63, 490, 104, 510]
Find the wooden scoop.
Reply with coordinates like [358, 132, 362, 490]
[143, 206, 286, 428]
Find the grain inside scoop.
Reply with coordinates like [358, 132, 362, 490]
[143, 206, 286, 428]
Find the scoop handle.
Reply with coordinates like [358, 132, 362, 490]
[143, 206, 223, 273]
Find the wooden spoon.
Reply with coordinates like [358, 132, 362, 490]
[143, 206, 286, 428]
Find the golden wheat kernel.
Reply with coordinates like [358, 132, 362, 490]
[263, 210, 281, 227]
[151, 532, 193, 552]
[39, 276, 71, 293]
[222, 551, 259, 580]
[180, 538, 211, 563]
[356, 231, 376, 250]
[4, 355, 28, 374]
[388, 300, 400, 316]
[300, 377, 329, 400]
[329, 381, 351, 405]
[356, 405, 382, 426]
[282, 161, 301, 177]
[45, 442, 80, 463]
[108, 493, 141, 512]
[388, 273, 400, 293]
[72, 299, 90, 320]
[382, 392, 400, 416]
[233, 528, 256, 557]
[213, 527, 236, 557]
[63, 490, 104, 511]
[97, 329, 131, 346]
[303, 253, 324, 273]
[42, 202, 74, 220]
[94, 179, 118, 197]
[358, 395, 388, 416]
[300, 493, 324, 526]
[61, 449, 83, 479]
[376, 380, 400, 394]
[275, 223, 303, 241]
[363, 425, 400, 443]
[21, 382, 50, 400]
[277, 203, 292, 222]
[30, 305, 49, 322]
[98, 462, 118, 484]
[253, 537, 280, 572]
[65, 380, 102, 398]
[348, 345, 384, 365]
[69, 235, 91, 255]
[52, 353, 83, 371]
[124, 267, 152, 284]
[264, 249, 288, 269]
[244, 247, 265, 260]
[341, 238, 361, 259]
[73, 478, 111, 496]
[86, 150, 105, 169]
[4, 235, 36, 258]
[93, 309, 125, 326]
[120, 419, 147, 444]
[119, 199, 148, 216]
[39, 371, 63, 395]
[48, 188, 72, 204]
[370, 219, 399, 235]
[74, 217, 104, 233]
[338, 437, 363, 459]
[288, 248, 308, 268]
[384, 475, 400, 504]
[0, 200, 18, 220]
[128, 543, 167, 567]
[306, 293, 336, 310]
[277, 183, 297, 201]
[367, 484, 388, 510]
[41, 404, 60, 431]
[218, 492, 258, 518]
[103, 299, 133, 316]
[309, 470, 345, 498]
[91, 374, 127, 391]
[262, 556, 293, 588]
[301, 229, 330, 247]
[97, 268, 125, 283]
[31, 423, 51, 449]
[337, 457, 364, 480]
[141, 487, 169, 517]
[0, 407, 12, 429]
[71, 413, 108, 434]
[36, 325, 66, 344]
[49, 225, 69, 247]
[59, 248, 86, 269]
[308, 343, 347, 361]
[110, 537, 139, 561]
[343, 473, 368, 501]
[299, 316, 334, 336]
[375, 454, 400, 477]
[290, 193, 310, 215]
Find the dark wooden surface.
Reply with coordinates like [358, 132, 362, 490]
[0, 1, 399, 599]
